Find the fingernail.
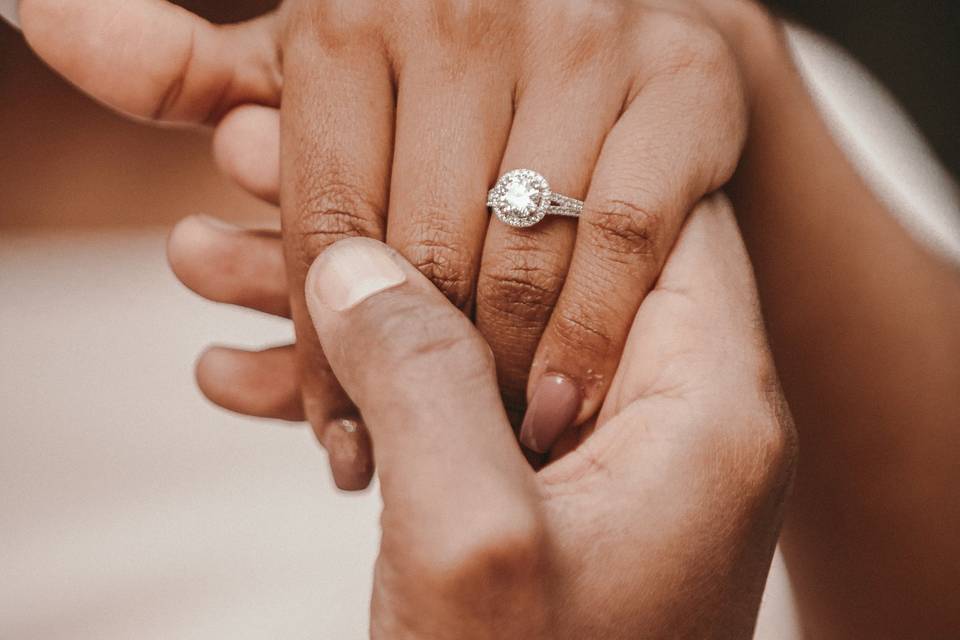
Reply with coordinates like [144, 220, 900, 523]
[326, 418, 374, 492]
[195, 214, 241, 232]
[519, 374, 582, 454]
[1, 2, 21, 30]
[308, 238, 406, 311]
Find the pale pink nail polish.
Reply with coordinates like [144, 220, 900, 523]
[308, 239, 406, 311]
[519, 374, 582, 454]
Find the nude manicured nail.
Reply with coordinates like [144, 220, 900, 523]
[308, 239, 406, 311]
[325, 418, 373, 492]
[519, 374, 582, 454]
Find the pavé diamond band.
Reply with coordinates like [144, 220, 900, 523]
[487, 169, 583, 229]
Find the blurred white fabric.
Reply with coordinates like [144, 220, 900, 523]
[1, 24, 957, 640]
[0, 0, 18, 28]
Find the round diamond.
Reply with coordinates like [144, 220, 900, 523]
[490, 169, 550, 228]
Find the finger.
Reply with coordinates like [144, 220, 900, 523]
[196, 345, 304, 422]
[522, 27, 748, 452]
[384, 35, 514, 313]
[476, 62, 631, 426]
[304, 238, 534, 533]
[167, 215, 289, 318]
[197, 345, 375, 491]
[280, 30, 394, 485]
[19, 0, 281, 124]
[213, 105, 281, 204]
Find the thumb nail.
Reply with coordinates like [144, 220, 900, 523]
[519, 374, 582, 454]
[307, 238, 406, 312]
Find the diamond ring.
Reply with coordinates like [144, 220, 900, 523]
[487, 169, 583, 228]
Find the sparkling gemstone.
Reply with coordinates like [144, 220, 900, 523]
[503, 179, 538, 213]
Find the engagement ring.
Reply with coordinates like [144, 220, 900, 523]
[487, 169, 583, 228]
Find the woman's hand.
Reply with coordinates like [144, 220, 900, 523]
[300, 196, 795, 638]
[19, 0, 766, 489]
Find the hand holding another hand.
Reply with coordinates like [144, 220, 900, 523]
[20, 0, 773, 488]
[302, 196, 794, 638]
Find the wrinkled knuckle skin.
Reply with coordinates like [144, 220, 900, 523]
[477, 252, 566, 325]
[419, 0, 514, 50]
[405, 216, 475, 310]
[409, 249, 474, 311]
[645, 12, 736, 77]
[547, 0, 630, 71]
[293, 181, 384, 271]
[585, 198, 663, 261]
[285, 0, 382, 50]
[550, 302, 617, 360]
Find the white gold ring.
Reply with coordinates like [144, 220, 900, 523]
[487, 169, 583, 229]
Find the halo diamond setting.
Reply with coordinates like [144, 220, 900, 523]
[487, 169, 551, 228]
[487, 169, 583, 229]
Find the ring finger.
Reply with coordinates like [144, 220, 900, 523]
[477, 64, 631, 428]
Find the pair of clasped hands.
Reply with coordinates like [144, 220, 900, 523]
[21, 0, 796, 636]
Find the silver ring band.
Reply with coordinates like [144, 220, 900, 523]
[487, 169, 583, 228]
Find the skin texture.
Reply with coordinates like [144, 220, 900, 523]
[302, 199, 795, 639]
[17, 0, 960, 635]
[19, 0, 752, 487]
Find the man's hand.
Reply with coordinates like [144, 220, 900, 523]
[300, 195, 795, 637]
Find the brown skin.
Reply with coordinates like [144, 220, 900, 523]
[725, 13, 960, 638]
[21, 0, 754, 487]
[18, 0, 960, 635]
[302, 200, 794, 638]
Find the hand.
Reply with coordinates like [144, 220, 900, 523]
[300, 196, 794, 637]
[20, 0, 767, 488]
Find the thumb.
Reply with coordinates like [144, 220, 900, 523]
[304, 238, 533, 517]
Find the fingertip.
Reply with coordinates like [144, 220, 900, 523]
[519, 374, 582, 454]
[167, 214, 236, 282]
[324, 418, 376, 492]
[213, 105, 281, 203]
[196, 345, 305, 422]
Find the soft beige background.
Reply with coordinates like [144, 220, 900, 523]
[2, 12, 957, 640]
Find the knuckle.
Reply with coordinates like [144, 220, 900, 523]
[738, 409, 797, 498]
[714, 360, 797, 497]
[550, 300, 617, 359]
[584, 197, 664, 260]
[648, 12, 734, 78]
[754, 362, 799, 481]
[293, 180, 384, 268]
[546, 0, 629, 68]
[430, 0, 509, 41]
[287, 0, 381, 49]
[409, 250, 473, 311]
[404, 215, 475, 310]
[477, 250, 566, 324]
